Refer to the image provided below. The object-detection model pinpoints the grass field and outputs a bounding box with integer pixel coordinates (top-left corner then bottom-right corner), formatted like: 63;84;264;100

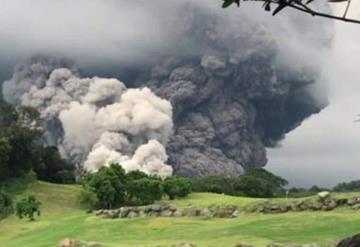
1;180;360;247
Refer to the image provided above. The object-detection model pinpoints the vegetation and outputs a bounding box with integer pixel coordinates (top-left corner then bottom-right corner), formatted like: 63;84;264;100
0;191;13;219
163;176;192;200
333;179;360;192
80;166;192;210
192;168;288;198
221;0;360;25
0;105;75;184
15;195;41;221
1;181;360;247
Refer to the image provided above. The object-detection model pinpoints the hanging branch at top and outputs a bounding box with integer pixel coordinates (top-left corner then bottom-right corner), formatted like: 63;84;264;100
222;0;360;24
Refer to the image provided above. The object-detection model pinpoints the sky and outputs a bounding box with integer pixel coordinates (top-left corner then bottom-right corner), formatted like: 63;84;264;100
267;2;360;188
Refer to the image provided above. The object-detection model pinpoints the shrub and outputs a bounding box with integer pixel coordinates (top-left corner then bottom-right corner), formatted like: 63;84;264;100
15;195;41;221
0;191;13;219
234;168;288;198
192;175;236;195
126;177;163;205
163;176;192;200
79;187;99;212
83;164;127;209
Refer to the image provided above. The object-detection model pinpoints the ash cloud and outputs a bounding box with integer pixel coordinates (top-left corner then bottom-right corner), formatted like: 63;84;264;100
3;57;173;177
0;1;333;177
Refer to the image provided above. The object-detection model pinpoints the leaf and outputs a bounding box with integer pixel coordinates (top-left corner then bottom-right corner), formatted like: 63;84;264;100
265;2;271;11
328;0;349;2
272;0;289;16
222;0;240;8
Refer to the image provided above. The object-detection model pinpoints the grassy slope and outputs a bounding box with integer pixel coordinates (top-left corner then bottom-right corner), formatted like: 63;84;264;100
1;181;360;247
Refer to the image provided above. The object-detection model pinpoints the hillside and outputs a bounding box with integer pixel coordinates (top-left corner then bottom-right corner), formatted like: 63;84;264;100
1;181;360;247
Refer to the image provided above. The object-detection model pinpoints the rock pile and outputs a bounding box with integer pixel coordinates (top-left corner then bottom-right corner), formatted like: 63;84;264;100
57;239;103;247
95;204;239;219
249;197;360;214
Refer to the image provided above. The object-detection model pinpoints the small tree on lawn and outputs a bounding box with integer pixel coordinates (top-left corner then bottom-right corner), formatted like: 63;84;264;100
15;195;41;221
163;176;192;200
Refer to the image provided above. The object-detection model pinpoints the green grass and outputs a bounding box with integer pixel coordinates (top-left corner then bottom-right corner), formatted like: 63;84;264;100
1;180;360;247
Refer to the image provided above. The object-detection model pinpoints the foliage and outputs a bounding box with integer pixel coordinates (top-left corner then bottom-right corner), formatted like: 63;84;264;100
0;191;13;219
234;168;288;197
333;180;360;192
83;164;127;209
193;169;287;198
220;0;360;25
34;146;75;184
15;195;41;221
192;175;236;195
78;187;99;212
126;177;163;205
163;176;192;200
0;105;75;184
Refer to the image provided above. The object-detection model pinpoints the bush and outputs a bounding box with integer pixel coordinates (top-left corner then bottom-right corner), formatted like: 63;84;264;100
0;191;13;219
15;195;41;221
192;169;288;198
126;177;163;205
333;180;360;192
192;175;236;195
83;164;127;209
234;169;288;198
78;187;99;212
163;176;192;200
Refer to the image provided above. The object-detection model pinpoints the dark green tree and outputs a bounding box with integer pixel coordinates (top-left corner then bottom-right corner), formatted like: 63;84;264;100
78;187;99;212
126;177;163;205
15;195;41;221
0;191;13;219
234;168;288;197
84;164;127;209
163;176;192;200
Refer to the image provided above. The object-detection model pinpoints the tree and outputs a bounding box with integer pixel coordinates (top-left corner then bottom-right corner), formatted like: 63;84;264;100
0;191;13;219
15;195;41;221
234;168;288;197
78;187;99;212
222;0;360;25
126;177;163;205
163;176;192;200
192;175;236;195
83;164;127;209
34;146;75;184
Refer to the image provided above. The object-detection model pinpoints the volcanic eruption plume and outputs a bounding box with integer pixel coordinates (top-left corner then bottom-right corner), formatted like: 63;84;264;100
2;58;173;177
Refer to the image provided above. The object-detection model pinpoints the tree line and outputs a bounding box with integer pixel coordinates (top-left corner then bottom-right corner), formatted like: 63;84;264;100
79;164;192;211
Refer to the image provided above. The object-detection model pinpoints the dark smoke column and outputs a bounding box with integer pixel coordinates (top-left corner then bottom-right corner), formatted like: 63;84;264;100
134;3;331;178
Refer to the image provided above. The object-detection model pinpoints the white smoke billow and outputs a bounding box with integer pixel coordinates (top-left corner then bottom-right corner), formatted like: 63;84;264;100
2;58;174;177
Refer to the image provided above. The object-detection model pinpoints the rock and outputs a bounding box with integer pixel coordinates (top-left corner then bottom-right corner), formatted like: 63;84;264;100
161;210;174;217
173;210;183;217
231;210;240;218
172;243;197;247
57;239;103;247
127;211;139;218
119;207;131;218
58;239;77;247
150;204;162;212
352;204;360;210
201;208;213;218
347;198;358;206
94;210;103;216
317;191;331;200
183;208;199;217
336;234;360;247
234;244;253;247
